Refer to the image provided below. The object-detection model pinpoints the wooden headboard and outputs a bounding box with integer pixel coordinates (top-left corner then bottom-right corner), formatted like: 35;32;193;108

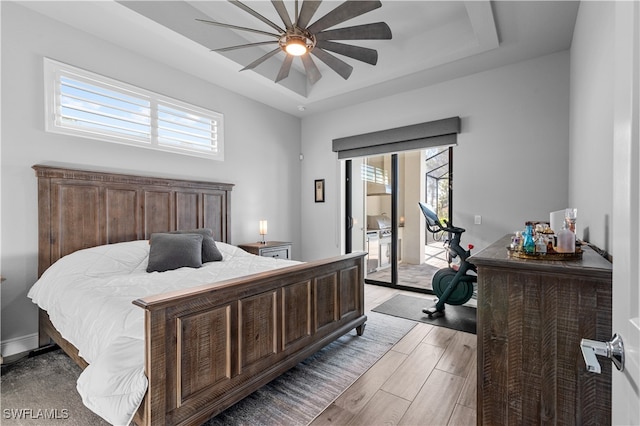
33;164;234;277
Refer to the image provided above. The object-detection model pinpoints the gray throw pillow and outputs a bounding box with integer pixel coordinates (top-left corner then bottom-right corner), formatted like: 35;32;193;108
147;233;203;273
168;228;223;263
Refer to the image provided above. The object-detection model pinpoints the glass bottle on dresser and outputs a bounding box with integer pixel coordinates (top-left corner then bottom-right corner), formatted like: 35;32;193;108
556;222;576;253
522;222;536;254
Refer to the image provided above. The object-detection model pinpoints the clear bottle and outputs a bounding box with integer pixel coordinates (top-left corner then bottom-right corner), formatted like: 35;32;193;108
556;223;575;253
536;235;547;254
511;232;521;250
523;222;535;254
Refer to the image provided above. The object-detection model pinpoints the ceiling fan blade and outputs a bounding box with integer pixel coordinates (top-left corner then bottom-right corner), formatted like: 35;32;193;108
229;0;285;34
271;0;293;29
316;40;378;65
241;48;281;71
275;54;294;82
196;19;280;38
301;54;322;85
315;22;392;41
297;0;322;28
307;1;382;34
311;48;353;80
214;40;279;53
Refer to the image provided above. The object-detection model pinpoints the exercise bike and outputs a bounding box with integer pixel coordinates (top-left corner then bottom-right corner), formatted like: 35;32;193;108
418;202;477;318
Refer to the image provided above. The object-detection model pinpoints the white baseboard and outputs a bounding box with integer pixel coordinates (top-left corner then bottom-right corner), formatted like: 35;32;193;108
1;333;39;358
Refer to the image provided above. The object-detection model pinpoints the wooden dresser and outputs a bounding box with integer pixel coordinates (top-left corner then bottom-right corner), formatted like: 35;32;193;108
469;235;612;425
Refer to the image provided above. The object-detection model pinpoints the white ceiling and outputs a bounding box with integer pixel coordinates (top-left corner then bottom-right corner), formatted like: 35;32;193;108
20;1;579;117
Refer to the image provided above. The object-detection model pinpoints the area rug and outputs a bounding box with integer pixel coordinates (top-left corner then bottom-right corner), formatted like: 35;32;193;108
372;294;477;334
1;349;108;425
1;311;415;426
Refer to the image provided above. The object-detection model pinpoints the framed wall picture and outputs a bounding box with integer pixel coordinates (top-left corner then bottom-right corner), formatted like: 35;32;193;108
314;179;325;203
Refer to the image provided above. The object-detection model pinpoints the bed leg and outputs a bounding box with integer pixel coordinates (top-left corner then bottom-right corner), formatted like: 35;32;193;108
356;323;366;336
38;310;53;347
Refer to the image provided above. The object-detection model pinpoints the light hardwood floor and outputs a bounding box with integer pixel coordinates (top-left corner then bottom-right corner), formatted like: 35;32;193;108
309;284;477;426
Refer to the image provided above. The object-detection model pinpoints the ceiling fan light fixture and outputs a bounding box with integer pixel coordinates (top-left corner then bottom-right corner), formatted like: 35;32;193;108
285;38;308;56
279;29;316;57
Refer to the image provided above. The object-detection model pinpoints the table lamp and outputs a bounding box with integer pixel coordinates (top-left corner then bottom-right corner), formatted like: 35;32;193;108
259;220;268;244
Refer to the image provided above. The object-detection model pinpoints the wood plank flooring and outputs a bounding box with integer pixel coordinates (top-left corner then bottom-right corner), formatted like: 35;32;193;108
310;284;477;426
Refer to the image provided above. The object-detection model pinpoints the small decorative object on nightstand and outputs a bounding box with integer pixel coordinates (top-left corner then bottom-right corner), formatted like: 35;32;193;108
259;220;268;244
238;241;292;260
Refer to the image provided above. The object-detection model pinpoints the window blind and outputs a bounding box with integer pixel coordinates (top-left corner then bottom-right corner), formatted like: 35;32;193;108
45;58;224;160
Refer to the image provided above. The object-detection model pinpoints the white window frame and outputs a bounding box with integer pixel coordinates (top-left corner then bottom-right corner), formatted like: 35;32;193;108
43;58;224;161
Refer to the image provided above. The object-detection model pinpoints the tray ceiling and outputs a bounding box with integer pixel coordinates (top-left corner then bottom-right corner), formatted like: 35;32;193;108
20;1;579;117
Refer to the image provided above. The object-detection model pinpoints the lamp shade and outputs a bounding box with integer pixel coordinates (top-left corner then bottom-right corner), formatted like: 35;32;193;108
259;220;268;236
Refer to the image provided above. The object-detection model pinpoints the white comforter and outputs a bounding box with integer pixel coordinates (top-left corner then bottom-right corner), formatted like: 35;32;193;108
27;240;300;425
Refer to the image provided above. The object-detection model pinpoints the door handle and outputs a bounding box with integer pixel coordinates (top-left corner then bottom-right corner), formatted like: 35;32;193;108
580;333;625;374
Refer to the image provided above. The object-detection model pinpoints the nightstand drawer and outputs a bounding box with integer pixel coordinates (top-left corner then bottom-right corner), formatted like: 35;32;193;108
238;241;292;260
261;247;290;259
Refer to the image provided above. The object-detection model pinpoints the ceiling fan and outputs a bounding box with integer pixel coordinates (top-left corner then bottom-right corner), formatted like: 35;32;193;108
197;0;392;85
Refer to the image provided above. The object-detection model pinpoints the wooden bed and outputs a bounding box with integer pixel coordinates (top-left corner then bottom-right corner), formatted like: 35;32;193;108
33;164;367;426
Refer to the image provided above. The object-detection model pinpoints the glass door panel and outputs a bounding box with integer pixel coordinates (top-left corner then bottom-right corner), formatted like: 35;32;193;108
346;158;369;269
396;150;433;291
362;154;393;284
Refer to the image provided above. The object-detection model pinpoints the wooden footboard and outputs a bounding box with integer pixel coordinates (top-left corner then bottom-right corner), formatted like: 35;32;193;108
132;252;366;426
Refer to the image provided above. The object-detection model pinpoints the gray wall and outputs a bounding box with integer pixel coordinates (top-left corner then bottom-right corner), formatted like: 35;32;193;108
300;51;571;260
569;1;614;255
0;3;302;356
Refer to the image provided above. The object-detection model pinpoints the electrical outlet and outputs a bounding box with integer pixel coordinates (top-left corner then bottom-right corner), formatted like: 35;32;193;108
474;215;482;225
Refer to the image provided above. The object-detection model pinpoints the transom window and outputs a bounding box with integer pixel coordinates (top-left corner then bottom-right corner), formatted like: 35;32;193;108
44;58;224;160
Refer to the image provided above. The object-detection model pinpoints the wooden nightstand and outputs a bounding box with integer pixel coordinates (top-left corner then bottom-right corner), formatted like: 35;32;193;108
238;241;292;259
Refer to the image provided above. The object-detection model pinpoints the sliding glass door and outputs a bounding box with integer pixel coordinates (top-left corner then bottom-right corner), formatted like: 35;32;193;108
345;148;453;293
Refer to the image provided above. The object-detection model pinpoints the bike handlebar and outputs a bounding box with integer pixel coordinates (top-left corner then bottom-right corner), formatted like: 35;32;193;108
441;225;466;234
